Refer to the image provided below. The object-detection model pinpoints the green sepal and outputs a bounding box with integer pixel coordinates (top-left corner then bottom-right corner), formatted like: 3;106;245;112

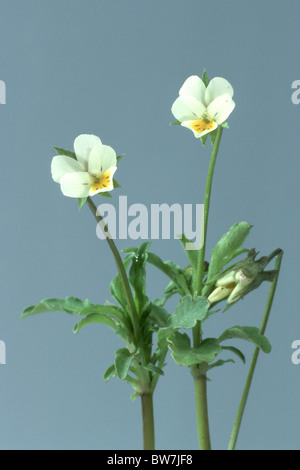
52;146;76;159
170;120;181;126
202;69;210;87
117;154;125;163
78;197;87;210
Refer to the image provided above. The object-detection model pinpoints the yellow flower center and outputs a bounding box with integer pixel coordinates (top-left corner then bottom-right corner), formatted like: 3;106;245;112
91;170;111;192
190;119;215;133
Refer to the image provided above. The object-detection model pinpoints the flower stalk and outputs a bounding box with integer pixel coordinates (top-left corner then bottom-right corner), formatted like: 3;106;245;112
191;125;223;450
86;197;141;343
227;249;283;450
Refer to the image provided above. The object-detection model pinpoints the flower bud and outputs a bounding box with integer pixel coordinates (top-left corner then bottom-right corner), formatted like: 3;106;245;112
207;248;281;308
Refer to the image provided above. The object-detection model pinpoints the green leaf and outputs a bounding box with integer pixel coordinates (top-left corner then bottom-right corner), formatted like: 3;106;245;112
218;326;271;353
207;358;235;370
177;234;198;270
221;345;246;363
53;146;76;159
114;348;133;379
149;302;170;328
110;253;135;310
146;252;190;295
168;332;222;366
168;295;210;329
103;364;116;382
206;222;252;285
73;312;117;334
128;242;152;314
21;296;92;319
144;362;164;376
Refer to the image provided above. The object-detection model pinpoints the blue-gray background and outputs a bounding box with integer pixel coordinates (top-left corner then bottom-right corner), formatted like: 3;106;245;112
0;0;299;450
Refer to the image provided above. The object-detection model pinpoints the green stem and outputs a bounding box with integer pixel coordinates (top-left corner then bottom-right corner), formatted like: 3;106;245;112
191;126;224;451
140;392;155;450
227;250;283;450
193;126;223;347
194;373;211;450
86;197;141;342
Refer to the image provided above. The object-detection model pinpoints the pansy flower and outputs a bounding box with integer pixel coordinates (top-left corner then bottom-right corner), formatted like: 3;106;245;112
171;75;235;138
51;134;117;198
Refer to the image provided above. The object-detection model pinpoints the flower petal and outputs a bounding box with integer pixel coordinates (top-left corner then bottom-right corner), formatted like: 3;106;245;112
59;172;92;198
181;119;217;138
207;94;235;125
179;75;206;103
51;155;85;183
89;166;117;196
88;144;117;175
205;77;234;105
171;95;206;122
74;134;102;168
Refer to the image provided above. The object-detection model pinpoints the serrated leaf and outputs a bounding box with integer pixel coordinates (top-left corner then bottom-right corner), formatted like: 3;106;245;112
218;326;271;353
168;295;210;329
73;312;117;334
206;222;252;285
168;332;222;366
21;296;92;319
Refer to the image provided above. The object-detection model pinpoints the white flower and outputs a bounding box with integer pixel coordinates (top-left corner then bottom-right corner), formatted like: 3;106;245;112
171;75;235;138
51;134;117;198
